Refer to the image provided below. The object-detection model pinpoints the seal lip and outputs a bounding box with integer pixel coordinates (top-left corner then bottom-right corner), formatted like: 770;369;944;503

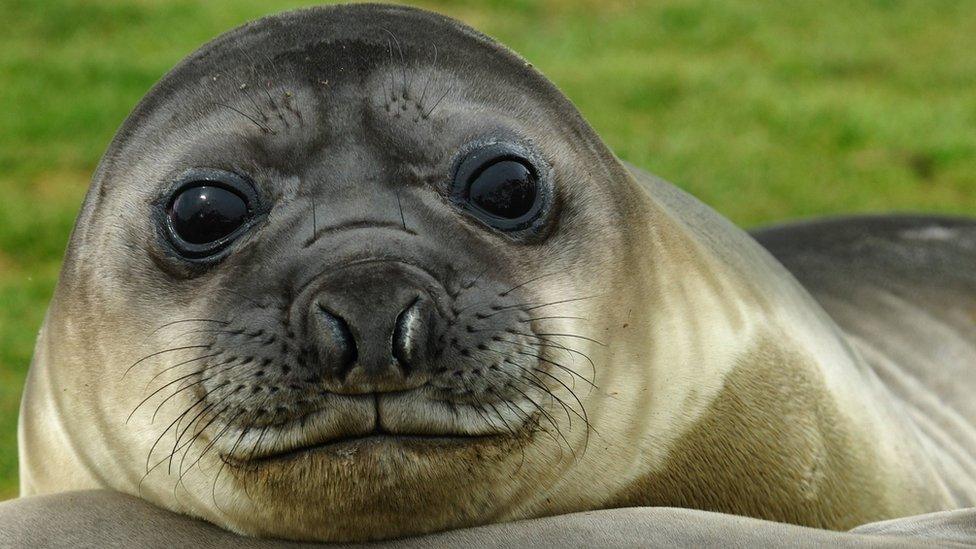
223;432;502;468
449;138;555;239
154;167;267;262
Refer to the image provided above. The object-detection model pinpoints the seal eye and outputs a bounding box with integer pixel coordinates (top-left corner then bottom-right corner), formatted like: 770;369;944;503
452;143;548;232
169;185;248;244
468;160;537;220
161;169;258;259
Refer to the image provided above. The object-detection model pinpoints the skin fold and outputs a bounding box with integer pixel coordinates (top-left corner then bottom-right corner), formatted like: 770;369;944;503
17;4;975;542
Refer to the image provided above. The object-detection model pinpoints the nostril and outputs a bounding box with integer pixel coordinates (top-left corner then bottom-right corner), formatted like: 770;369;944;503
314;304;357;375
392;296;423;373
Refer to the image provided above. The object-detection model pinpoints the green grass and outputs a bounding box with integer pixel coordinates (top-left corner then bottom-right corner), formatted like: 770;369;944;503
1;0;974;498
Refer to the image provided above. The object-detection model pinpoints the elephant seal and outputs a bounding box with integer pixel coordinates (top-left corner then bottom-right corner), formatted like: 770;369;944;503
18;3;976;542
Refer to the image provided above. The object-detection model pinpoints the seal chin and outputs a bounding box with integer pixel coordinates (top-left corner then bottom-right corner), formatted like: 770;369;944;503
217;387;531;465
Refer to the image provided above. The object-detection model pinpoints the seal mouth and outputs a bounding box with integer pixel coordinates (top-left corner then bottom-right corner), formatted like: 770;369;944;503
216;388;531;464
230;432;499;466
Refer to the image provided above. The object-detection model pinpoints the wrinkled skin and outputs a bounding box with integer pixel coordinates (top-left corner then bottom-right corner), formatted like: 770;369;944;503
18;4;968;543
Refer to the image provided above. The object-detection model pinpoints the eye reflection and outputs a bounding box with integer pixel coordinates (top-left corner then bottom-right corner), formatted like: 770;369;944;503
452;143;548;233
168;184;250;245
468;159;538;220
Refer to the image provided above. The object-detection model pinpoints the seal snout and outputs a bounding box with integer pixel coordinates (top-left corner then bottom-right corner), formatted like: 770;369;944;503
310;305;358;375
303;262;441;393
391;296;428;374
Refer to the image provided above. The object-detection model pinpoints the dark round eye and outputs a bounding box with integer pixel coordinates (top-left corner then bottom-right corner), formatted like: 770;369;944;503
468;160;537;220
169;185;248;244
452;143;548;232
161;169;258;259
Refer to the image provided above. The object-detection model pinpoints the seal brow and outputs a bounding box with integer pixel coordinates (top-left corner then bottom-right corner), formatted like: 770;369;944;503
302;220;417;248
213;102;276;134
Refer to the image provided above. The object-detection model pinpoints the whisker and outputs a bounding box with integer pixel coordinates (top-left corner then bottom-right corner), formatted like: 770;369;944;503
168;327;239;341
395;189;408;232
176;408;243;506
235;43;278;108
490;395;529;470
381;27;410;95
534;332;606;347
311;200;317;240
511;376;576;461
148;318;228;336
246;424;272;463
493;336;597;384
170;387;238;474
469;403;497;433
384;35;396;99
506;359;575;425
478;294;603;319
178;405;239;482
214;102;275;134
422;87;451;118
173;405;230;505
128;357;242;423
418;42;437;106
217;287;270;310
207;423;252;507
236;82;270;126
522;295;603;312
145;390;216;473
494;370;563;443
463;267;491;290
510;349;597;389
167;399;221;471
141;390;231;491
486;400;518;438
499;271;563;297
496;351;596;457
148;356;248;423
519;315;588;323
532;366;595;444
143;353;221;391
123;345;210;379
149;373;216;423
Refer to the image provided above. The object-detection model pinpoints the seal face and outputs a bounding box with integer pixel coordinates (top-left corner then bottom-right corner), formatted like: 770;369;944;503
19;3;971;543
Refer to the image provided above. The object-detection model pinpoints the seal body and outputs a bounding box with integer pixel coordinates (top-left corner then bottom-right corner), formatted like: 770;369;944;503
754;215;976;508
18;4;975;542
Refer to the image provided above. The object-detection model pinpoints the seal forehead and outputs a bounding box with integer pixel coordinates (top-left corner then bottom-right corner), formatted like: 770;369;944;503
119;4;573;140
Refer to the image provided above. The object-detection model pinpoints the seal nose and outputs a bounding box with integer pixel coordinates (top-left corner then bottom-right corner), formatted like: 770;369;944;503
303;263;439;392
309;304;358;374
392;297;430;373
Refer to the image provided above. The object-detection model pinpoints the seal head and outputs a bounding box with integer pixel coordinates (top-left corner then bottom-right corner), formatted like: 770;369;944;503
21;4;632;541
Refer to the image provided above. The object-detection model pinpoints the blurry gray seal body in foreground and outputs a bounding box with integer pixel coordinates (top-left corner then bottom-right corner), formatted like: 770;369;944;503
17;3;976;542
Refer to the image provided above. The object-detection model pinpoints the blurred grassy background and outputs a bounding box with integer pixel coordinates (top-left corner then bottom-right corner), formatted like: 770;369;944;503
1;0;974;498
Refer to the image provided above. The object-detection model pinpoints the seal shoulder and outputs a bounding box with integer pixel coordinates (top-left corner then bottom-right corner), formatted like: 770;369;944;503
607;334;902;529
752;215;976;506
750;214;976;385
